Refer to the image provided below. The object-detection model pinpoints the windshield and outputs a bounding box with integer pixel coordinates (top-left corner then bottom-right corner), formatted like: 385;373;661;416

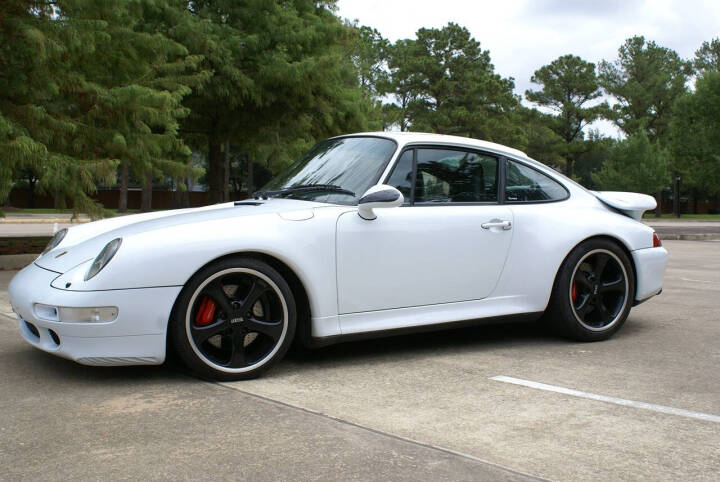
259;136;397;205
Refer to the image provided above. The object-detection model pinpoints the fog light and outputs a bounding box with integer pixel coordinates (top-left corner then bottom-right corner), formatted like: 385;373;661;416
59;306;119;323
33;304;119;323
34;304;59;321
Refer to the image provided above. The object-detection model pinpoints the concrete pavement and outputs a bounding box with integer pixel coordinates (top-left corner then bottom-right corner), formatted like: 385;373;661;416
0;240;719;480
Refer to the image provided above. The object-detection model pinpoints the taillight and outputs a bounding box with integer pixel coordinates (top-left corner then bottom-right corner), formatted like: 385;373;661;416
652;232;662;247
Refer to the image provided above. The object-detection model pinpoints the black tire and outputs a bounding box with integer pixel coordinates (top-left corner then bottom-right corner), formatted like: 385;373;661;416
544;238;635;342
170;257;296;381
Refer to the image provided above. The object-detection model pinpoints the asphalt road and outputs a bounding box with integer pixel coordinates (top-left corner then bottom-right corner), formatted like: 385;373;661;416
1;240;719;480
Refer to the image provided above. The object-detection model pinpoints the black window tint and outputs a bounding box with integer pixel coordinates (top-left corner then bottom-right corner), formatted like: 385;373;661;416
386;150;413;202
415;149;497;203
505;160;568;202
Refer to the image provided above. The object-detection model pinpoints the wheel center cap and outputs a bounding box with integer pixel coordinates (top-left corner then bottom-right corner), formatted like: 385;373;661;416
231;317;244;324
593;284;599;295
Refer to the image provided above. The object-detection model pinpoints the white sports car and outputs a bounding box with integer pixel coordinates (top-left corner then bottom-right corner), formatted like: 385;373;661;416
8;132;668;380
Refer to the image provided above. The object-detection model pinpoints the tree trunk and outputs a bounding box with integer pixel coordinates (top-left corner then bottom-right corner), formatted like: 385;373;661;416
224;140;230;202
118;161;129;213
655;190;662;218
692;188;698;214
565;158;573;178
141;168;152;212
207;138;224;204
54;187;66;209
27;176;36;209
183;177;190;208
247;158;254;197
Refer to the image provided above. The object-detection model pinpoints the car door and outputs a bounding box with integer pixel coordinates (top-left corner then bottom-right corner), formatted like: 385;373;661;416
335;147;513;315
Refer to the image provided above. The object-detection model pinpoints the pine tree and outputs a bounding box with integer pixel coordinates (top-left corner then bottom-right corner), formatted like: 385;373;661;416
179;0;377;202
0;0;207;215
525;55;606;177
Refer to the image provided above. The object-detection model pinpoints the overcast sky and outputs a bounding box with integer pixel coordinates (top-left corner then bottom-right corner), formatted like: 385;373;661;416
336;0;720;137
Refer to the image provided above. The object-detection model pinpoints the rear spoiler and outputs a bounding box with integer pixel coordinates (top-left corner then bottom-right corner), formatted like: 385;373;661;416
590;191;657;221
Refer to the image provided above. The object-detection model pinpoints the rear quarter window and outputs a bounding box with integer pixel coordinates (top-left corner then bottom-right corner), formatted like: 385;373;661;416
505;160;568;203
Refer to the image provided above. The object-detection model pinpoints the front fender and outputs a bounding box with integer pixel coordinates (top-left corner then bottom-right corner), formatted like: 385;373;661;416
50;208;347;320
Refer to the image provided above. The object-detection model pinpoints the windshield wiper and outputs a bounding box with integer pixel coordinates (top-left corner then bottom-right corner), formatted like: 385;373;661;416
253;184;355;200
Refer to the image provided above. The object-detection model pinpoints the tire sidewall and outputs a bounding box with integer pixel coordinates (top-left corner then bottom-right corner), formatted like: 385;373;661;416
170;257;296;381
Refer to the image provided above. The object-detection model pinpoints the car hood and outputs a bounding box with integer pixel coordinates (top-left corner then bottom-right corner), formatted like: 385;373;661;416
35;198;327;273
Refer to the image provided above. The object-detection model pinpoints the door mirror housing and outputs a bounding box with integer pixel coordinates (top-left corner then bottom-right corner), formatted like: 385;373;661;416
357;185;404;220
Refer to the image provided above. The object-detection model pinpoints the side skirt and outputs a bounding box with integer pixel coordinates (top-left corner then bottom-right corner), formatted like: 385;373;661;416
306;312;544;349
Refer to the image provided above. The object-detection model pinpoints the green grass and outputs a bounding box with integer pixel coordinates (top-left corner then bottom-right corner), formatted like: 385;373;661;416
643;213;720;220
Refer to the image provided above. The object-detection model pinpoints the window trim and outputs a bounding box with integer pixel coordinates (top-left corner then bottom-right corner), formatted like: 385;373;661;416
382;145;502;206
502;157;570;204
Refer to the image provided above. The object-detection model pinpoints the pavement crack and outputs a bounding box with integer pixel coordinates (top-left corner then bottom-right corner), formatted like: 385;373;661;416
208;378;548;482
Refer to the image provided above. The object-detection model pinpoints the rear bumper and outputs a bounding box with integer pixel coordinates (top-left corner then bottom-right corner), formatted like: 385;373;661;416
8;263;182;366
632;247;668;301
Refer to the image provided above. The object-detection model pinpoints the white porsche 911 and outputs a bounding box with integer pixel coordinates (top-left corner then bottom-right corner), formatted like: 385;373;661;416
8;132;668;380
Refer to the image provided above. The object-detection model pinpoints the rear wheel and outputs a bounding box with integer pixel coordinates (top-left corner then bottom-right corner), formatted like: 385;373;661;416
545;239;635;341
170;257;296;380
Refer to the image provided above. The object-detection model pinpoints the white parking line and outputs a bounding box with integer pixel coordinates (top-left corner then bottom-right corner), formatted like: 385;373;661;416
679;277;720;285
490;376;720;424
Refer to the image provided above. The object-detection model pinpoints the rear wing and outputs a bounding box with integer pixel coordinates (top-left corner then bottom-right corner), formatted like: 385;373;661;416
590;191;657;221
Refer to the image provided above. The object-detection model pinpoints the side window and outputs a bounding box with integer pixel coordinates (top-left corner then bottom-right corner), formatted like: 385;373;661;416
505;160;568;202
415;149;497;203
386;150;413;202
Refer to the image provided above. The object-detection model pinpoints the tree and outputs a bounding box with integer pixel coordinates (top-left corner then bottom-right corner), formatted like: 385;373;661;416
387;23;521;145
346;24;390;99
599;36;690;143
592;130;669;195
670;72;720;198
525;55;606;177
385;39;423;131
694;38;720;75
179;0;377;203
0;0;206;215
0;0;116;215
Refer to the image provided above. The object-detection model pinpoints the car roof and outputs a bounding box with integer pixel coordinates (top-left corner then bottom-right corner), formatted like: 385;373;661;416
340;131;528;160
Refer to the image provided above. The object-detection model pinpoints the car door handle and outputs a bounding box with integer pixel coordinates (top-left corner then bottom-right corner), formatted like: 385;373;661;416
481;220;512;230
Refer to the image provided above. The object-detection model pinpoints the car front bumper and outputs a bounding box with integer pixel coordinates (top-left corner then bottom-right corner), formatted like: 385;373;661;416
632;246;668;302
8;262;182;366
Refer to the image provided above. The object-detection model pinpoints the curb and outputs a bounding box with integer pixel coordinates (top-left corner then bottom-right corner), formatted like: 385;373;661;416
0;254;37;270
0;218;91;224
657;233;720;241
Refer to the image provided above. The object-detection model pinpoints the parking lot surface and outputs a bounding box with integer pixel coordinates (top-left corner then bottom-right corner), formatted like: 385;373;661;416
1;240;719;480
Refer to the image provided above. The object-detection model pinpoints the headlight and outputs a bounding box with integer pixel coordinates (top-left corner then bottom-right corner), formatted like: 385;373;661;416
42;228;68;254
85;238;122;281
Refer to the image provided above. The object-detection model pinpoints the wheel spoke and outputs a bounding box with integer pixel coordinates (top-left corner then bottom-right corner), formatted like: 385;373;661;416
597;301;612;321
245;316;283;341
575;273;593;290
228;329;247;367
600;277;625;293
240;280;269;311
594;253;610;279
190;319;227;345
575;298;592;320
204;280;235;317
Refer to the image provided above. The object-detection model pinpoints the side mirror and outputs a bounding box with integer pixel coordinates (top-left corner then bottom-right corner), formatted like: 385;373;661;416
357;185;404;220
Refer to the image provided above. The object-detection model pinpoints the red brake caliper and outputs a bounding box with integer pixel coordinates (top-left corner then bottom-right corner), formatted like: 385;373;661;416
571;282;578;303
195;296;216;326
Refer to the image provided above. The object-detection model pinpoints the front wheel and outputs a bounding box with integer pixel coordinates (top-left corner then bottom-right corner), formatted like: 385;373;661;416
170;257;296;380
545;239;635;341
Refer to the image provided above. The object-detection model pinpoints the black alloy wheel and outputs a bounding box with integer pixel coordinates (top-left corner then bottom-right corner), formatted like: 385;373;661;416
171;257;296;380
569;249;629;331
545;239;635;341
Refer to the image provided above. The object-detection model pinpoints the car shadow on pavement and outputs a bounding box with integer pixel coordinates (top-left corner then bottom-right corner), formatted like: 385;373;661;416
289;320;557;363
285;315;652;369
